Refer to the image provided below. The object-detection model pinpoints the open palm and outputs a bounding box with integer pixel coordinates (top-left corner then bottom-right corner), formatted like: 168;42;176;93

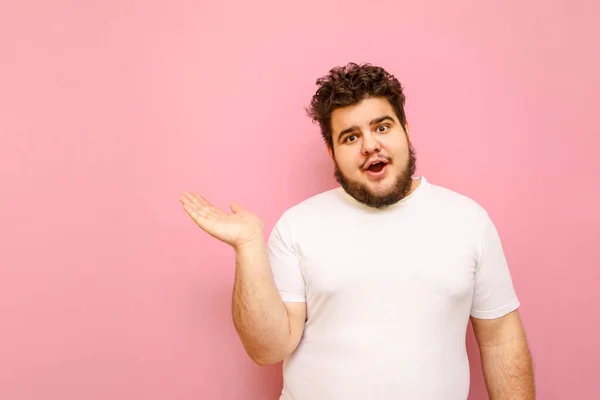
179;192;263;248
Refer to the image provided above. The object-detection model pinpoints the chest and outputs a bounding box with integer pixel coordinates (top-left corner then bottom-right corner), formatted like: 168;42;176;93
296;216;478;304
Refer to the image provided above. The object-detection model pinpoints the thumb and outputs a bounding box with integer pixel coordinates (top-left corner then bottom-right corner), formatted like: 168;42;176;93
230;202;246;214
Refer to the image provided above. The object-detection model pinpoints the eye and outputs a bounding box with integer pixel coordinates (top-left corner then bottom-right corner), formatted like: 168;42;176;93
377;125;389;133
345;134;358;143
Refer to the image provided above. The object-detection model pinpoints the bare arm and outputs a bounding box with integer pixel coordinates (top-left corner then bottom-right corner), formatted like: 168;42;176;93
232;237;306;365
471;310;535;399
179;192;305;365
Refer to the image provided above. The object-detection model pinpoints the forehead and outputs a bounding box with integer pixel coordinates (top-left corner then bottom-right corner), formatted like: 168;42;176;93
330;97;397;133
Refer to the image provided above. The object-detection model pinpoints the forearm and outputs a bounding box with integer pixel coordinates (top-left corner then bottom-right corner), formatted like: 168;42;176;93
480;338;535;399
231;237;292;365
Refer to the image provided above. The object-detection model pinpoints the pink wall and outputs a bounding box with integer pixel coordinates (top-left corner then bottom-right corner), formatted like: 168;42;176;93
1;1;598;399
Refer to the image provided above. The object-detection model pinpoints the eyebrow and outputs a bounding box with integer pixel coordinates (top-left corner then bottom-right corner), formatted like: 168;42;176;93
337;115;396;142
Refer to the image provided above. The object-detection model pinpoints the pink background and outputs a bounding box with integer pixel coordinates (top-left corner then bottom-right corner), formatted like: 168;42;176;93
1;1;598;399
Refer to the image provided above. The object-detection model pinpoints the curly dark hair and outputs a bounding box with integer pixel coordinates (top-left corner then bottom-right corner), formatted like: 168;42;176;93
306;62;408;153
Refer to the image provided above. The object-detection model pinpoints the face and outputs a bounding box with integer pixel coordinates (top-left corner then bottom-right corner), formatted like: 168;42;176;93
329;97;417;208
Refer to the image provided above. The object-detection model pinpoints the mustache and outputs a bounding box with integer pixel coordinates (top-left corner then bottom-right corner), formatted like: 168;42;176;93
361;155;391;169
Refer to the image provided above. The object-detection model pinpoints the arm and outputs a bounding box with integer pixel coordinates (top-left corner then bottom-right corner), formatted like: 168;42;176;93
471;310;535;399
178;192;305;366
232;238;306;365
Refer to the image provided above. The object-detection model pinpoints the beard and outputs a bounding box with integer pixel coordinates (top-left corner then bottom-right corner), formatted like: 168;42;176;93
334;141;417;209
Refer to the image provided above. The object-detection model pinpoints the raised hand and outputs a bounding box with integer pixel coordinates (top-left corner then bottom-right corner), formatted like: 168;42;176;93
179;192;264;249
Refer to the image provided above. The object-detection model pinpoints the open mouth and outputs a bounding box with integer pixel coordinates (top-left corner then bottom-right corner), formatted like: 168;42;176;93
367;162;386;173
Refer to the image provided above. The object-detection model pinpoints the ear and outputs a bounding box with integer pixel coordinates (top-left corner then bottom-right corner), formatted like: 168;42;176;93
405;121;411;138
327;145;334;160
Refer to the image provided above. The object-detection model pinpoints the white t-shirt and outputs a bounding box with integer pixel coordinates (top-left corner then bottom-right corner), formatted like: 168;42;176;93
267;176;520;400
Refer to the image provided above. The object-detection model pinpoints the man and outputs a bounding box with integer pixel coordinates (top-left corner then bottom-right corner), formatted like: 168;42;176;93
179;63;535;399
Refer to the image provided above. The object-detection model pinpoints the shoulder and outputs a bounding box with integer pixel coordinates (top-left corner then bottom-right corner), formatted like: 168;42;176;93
279;187;341;220
422;179;489;221
269;187;341;235
416;178;494;243
418;179;499;254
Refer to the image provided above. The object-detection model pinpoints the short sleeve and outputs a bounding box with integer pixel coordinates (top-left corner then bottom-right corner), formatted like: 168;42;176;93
470;212;520;319
267;215;306;303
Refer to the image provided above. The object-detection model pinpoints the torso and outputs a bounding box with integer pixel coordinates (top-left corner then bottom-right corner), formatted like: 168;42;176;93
277;177;489;399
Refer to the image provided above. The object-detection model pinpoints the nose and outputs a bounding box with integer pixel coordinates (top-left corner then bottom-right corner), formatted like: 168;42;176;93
361;132;381;155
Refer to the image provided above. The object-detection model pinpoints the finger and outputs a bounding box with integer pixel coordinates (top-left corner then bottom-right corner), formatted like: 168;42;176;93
183;193;214;211
182;203;199;221
180;193;228;221
179;191;190;204
207;206;227;219
182;203;214;230
179;192;201;207
180;194;210;216
186;195;226;220
230;202;246;214
192;194;210;207
190;194;230;217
